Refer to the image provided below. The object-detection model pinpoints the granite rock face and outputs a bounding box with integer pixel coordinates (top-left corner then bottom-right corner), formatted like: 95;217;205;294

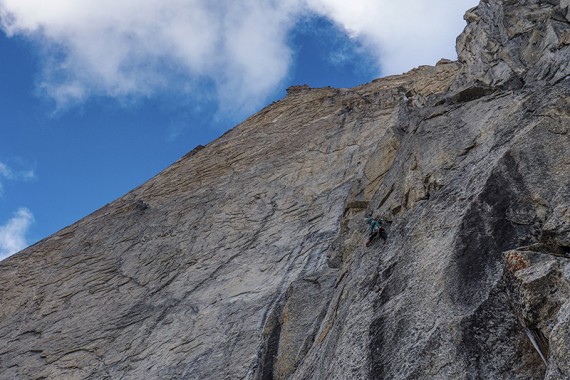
1;1;570;379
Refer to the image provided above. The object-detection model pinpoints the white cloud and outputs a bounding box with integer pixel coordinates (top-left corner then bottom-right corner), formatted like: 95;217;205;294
0;207;34;260
0;162;12;179
0;0;305;115
20;170;35;180
0;0;477;115
306;0;479;75
0;161;35;196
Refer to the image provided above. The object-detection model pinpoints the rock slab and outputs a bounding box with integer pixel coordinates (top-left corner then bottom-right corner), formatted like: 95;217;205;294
1;1;570;379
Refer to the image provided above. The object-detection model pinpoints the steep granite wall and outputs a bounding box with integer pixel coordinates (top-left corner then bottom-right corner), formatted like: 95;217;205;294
1;1;570;379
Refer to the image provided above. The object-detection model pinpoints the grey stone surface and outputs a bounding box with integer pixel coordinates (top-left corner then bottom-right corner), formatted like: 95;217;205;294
1;1;570;379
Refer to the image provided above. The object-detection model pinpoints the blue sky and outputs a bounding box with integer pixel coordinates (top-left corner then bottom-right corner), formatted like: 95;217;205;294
0;0;477;259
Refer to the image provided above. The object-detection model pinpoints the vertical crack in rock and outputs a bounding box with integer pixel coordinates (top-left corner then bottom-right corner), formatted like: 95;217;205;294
253;271;337;380
255;295;285;380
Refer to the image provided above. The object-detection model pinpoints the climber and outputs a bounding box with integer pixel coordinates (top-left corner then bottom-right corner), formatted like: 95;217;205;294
365;217;387;247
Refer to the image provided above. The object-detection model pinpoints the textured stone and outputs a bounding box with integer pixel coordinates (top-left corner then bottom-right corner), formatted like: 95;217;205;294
1;1;570;379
